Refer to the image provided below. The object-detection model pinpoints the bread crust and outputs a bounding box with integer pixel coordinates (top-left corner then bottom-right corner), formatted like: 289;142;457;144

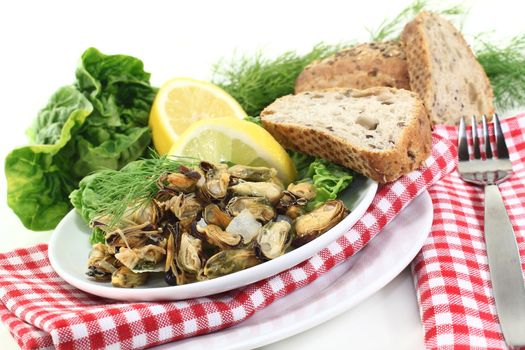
261;87;432;183
401;12;494;125
295;41;410;93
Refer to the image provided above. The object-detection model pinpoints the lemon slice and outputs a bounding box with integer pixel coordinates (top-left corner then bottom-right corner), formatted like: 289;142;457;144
149;78;247;154
169;117;297;184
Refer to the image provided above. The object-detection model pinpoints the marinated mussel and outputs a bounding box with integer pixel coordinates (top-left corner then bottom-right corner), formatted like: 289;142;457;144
86;243;119;281
229;182;283;204
203;249;261;279
255;221;292;260
227;164;277;182
292;200;348;247
112;266;148;288
226;196;275;222
86;160;351;288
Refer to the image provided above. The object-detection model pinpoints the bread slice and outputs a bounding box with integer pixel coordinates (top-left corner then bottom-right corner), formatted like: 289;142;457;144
260;87;431;183
295;41;410;94
401;12;494;125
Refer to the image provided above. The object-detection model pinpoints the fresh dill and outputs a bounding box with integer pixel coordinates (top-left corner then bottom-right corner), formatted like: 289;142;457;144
476;34;525;111
367;0;467;41
72;155;197;228
212;43;348;117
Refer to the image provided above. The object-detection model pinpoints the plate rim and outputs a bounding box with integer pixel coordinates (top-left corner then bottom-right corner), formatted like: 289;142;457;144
48;178;378;301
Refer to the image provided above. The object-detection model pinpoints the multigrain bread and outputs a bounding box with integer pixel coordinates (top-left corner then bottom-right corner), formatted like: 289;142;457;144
401;12;494;125
260;87;432;183
295;41;410;93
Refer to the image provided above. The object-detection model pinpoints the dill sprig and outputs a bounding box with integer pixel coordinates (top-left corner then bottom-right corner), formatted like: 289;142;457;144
78;155;197;227
367;0;467;42
212;43;348;116
476;34;525;111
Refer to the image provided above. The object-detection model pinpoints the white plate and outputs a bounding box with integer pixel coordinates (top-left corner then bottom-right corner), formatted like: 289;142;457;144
48;176;377;301
156;190;433;350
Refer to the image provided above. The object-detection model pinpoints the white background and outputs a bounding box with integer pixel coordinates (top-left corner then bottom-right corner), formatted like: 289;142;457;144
0;0;522;349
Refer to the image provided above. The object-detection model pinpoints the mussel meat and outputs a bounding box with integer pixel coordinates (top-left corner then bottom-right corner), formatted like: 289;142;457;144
86;243;119;281
197;224;242;249
105;224;165;255
200;162;230;200
112;266;148;288
226;196;275;223
203;204;232;230
287;182;317;201
167;193;202;227
203;249;260;279
177;232;204;274
292;200;348;247
255;221;292;260
227;165;277;182
166;172;200;193
285;204;306;219
115;244;166;272
229;182;283;205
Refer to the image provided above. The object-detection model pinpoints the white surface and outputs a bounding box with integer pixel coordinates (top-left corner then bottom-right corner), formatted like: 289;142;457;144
0;0;522;349
157;191;433;350
48;178;377;301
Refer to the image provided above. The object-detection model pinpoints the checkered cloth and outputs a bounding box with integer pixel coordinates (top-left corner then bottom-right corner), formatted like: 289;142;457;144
413;113;525;349
0;135;455;350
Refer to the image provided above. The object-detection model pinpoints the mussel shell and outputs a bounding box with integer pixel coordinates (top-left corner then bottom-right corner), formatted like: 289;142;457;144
203;249;260;279
254;221;292;260
292;200;348;247
226;196;276;222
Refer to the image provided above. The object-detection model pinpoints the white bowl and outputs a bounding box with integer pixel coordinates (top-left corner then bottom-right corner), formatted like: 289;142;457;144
48;176;377;301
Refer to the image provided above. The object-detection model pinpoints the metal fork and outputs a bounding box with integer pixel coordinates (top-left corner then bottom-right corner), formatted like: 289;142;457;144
458;114;525;347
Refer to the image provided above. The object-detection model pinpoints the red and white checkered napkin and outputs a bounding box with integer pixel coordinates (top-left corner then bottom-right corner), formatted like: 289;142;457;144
413;113;525;349
0;136;455;350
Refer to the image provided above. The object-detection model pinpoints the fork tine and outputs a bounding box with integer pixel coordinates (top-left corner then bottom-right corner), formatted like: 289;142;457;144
471;115;481;159
458;116;469;161
482;114;493;159
494;114;510;160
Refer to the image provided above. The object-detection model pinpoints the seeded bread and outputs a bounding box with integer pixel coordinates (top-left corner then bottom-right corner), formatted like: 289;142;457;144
295;41;410;94
260;87;431;183
401;12;494;125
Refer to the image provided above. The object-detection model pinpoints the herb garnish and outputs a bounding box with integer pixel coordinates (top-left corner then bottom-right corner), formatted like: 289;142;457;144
477;34;525;110
212;43;347;117
70;155;197;229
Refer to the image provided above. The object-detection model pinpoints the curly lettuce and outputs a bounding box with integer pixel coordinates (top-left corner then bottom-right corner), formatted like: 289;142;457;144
304;158;354;209
5;48;156;230
288;151;354;209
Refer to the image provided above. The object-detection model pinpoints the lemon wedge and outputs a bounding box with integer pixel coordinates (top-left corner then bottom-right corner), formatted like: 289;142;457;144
149;78;247;154
169;118;297;184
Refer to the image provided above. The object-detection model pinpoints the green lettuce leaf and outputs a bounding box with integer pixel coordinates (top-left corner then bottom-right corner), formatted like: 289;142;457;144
6;48;156;230
6;87;93;229
302;158;354;210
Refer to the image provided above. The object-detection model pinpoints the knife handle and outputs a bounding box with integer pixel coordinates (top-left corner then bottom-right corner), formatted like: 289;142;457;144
484;184;525;347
